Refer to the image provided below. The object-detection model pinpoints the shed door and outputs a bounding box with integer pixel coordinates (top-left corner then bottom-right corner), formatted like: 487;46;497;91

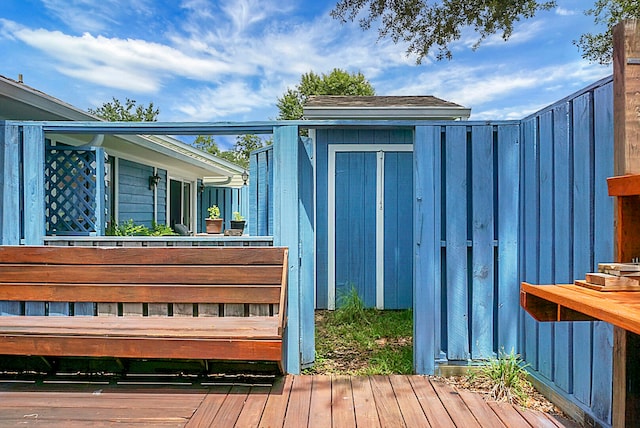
328;144;413;309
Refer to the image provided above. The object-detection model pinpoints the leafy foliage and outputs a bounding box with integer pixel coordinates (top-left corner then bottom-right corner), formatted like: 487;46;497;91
574;0;640;64
193;134;268;169
331;0;556;63
106;219;177;236
277;68;375;120
88;97;159;121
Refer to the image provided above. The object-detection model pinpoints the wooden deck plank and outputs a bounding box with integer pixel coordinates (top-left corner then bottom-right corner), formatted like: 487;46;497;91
332;375;356;428
185;385;232;428
388;375;431;427
370;375;406;427
457;389;507;428
259;375;293;428
488;401;532;427
283;375;312;428
407;376;456;428
350;376;381;427
208;385;250;427
0;376;572;428
430;379;482;427
516;405;560;428
234;385;271;428
308;375;332;428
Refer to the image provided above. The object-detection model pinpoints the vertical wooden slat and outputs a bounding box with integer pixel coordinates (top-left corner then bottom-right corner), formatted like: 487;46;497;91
0;124;21;316
173;303;194;317
572;92;595;406
553;102;573;394
591;82;615;425
522;117;539;369
223;304;244;317
471;125;494;359
538;112;554;380
445;125;469;361
98;303;118;316
497;124;520;353
413;125;440;374
299;136;316;366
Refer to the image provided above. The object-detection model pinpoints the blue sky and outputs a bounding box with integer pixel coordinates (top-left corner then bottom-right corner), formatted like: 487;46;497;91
0;0;612;128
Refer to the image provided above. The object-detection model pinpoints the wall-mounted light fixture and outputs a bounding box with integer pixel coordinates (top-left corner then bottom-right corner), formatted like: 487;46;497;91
149;174;161;190
241;170;249;186
198;183;206;193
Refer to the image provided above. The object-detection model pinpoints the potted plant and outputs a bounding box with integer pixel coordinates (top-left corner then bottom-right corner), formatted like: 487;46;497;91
230;211;246;233
205;205;223;234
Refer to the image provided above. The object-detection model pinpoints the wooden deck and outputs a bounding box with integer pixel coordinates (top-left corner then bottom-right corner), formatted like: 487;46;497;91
0;375;572;427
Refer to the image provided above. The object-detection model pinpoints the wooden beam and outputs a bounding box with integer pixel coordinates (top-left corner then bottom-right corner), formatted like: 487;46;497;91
614;19;640;176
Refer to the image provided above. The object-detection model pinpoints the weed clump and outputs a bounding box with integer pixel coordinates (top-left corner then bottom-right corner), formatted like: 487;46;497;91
469;348;531;406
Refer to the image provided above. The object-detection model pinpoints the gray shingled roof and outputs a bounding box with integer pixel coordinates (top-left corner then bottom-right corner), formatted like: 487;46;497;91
304;95;464;108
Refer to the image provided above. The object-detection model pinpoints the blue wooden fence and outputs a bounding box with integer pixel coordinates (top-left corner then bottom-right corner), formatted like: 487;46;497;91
197;185;248;234
248;146;274;236
519;76;614;425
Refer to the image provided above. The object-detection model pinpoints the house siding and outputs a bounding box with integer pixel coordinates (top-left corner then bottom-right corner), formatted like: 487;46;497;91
117;159;155;227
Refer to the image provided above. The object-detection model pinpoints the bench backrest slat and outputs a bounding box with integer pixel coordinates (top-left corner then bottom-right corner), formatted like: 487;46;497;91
0;246;288;309
0;246;285;265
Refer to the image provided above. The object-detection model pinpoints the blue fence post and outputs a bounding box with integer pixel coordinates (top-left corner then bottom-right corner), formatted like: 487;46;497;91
273;125;302;374
414;125;439;374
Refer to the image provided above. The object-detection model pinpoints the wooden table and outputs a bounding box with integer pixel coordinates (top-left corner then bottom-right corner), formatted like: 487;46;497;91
521;282;640;427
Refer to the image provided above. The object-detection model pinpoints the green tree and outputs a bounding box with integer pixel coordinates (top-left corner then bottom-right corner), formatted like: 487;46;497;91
277;68;375;120
88;97;159;121
193;135;221;156
574;0;640;64
331;0;556;63
193;134;268;169
331;1;640;65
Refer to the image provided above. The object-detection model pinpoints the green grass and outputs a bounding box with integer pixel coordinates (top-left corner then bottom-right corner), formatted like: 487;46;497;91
306;287;413;375
468;348;532;405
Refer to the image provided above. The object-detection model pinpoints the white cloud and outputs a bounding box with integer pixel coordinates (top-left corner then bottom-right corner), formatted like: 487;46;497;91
556;7;577;17
41;0;152;33
173;81;276;121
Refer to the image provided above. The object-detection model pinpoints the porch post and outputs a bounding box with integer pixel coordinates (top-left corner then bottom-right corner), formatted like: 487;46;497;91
414;125;439;374
95;148;106;236
0;122;20;245
274;125;302;374
0;122;21;315
22;125;45;245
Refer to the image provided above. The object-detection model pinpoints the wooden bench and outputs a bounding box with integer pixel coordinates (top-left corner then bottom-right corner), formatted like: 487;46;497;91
0;245;288;373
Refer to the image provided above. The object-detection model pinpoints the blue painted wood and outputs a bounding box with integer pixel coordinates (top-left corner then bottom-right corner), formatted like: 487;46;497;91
445;125;469;360
590;82;614;425
23;125;46;315
299;136;315;367
471;125;494;359
552;101;573;394
249;152;258;236
273;125;301;374
0;123;21;315
572;92;595;406
315;130;330;309
413;125;439;374
95;148;106;235
268;147;274;235
118;159;155;227
522;117;539;370
335;151;377;307
537;112;554;380
383;151;413;309
497;124;520;354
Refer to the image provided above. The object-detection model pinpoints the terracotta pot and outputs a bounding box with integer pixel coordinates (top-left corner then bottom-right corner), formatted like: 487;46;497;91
206;218;223;234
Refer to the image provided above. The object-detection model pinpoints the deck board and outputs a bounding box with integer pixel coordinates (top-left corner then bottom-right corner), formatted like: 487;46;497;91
0;375;573;427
